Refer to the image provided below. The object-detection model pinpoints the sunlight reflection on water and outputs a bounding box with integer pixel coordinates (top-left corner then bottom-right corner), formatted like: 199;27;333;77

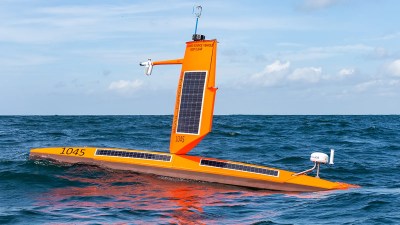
33;165;334;224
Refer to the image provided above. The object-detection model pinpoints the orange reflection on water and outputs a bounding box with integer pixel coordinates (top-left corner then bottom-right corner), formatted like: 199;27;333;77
35;166;330;224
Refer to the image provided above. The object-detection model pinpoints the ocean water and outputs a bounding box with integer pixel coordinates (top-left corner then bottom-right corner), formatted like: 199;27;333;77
0;115;399;224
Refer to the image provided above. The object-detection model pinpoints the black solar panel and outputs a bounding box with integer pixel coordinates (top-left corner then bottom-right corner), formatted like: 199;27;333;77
200;159;279;177
176;71;207;134
96;149;172;162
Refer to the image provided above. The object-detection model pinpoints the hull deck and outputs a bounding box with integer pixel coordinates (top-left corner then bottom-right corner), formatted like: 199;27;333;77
30;147;352;192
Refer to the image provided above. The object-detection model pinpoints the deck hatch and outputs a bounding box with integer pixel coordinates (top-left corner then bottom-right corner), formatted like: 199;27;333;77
200;159;279;177
96;149;172;162
176;71;207;134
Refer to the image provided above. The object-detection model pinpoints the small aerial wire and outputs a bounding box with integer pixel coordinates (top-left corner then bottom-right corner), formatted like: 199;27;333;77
193;5;202;35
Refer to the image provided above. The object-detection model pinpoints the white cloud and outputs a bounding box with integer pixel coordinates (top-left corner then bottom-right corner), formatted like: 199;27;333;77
389;80;400;86
301;0;341;11
250;61;328;86
203;17;311;31
386;59;400;77
108;79;144;93
338;68;355;77
0;54;57;67
276;42;304;48
0;2;191;44
288;67;322;83
354;79;400;93
250;60;290;86
373;32;400;41
372;47;391;59
280;44;375;62
264;60;291;74
308;44;374;53
355;80;382;92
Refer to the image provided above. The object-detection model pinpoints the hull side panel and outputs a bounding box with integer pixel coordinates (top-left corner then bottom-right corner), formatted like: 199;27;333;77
29;147;349;192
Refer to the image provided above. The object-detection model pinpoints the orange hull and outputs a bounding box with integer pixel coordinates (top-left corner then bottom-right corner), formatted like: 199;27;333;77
30;147;355;192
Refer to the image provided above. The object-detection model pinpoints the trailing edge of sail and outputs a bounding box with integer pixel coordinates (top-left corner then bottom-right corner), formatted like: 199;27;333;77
170;39;218;155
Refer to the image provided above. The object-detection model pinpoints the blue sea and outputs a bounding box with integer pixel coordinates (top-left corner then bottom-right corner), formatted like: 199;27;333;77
0;115;399;224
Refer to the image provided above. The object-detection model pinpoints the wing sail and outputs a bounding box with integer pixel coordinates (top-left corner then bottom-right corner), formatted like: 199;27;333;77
170;40;217;155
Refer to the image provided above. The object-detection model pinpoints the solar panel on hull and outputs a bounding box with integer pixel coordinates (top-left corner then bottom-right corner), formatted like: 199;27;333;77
200;159;279;177
176;71;207;134
96;149;172;162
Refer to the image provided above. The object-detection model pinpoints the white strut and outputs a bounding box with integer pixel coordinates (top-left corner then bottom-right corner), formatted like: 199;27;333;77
139;59;153;76
293;152;331;178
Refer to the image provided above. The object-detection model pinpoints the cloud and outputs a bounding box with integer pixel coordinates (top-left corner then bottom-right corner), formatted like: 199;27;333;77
354;79;400;94
308;44;374;53
203;16;311;31
250;60;328;86
338;68;355;77
288;67;322;83
0;2;191;44
345;60;400;96
108;79;144;94
250;60;290;86
0;54;57;67
0;1;320;46
280;44;375;62
300;0;341;11
263;60;291;74
355;80;382;92
276;42;304;48
370;47;391;59
373;32;400;41
386;59;400;77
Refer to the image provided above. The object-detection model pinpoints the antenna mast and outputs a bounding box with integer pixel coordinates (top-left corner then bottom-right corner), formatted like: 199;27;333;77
192;5;205;41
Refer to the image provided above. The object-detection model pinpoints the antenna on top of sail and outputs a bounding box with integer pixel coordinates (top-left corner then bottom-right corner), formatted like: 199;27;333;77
192;5;205;41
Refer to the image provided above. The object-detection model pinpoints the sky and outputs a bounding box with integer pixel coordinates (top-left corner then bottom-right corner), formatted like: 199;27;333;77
1;0;400;115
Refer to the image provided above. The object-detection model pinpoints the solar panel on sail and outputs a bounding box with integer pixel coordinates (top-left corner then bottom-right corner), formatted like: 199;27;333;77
176;71;207;134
